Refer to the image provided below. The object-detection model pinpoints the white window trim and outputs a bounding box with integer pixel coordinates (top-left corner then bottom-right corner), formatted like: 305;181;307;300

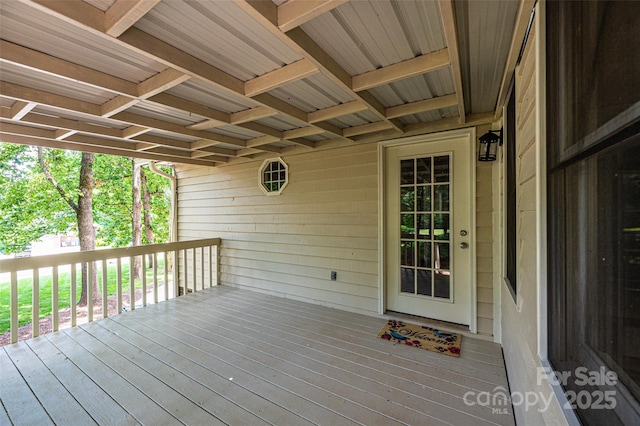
258;157;288;196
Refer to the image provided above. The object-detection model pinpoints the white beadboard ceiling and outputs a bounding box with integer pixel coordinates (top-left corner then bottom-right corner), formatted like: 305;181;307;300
0;0;526;167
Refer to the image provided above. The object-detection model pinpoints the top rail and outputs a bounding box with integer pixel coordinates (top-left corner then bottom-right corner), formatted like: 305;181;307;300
1;238;221;345
0;238;220;272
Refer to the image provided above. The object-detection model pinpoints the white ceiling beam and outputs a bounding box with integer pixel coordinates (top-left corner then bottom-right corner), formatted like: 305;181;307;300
0;109;122;139
343;121;394;138
55;129;77;140
1;131;219;166
352;49;450;92
138;68;190;97
283;127;323;139
438;0;466;123
230;106;278;125
187;119;227;131
244;59;318;97
1;81;101;116
122;125;150;139
385;94;458;119
0;40;137;97
277;0;350;32
8;101;38;120
105;0;161;37
307;101;367;123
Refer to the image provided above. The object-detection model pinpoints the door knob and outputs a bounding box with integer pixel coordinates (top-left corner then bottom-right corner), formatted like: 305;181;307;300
459;242;469;249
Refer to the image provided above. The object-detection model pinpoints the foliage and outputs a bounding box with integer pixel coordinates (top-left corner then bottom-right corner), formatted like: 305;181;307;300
0;143;171;254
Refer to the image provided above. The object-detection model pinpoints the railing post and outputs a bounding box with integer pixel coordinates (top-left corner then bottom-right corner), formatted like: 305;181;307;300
164;251;169;301
153;252;158;303
87;261;93;322
142;255;147;307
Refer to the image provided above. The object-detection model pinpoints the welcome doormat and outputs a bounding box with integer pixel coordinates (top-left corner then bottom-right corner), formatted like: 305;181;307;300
377;320;462;357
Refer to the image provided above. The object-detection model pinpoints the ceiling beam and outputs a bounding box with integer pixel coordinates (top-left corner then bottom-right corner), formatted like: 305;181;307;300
230;106;278;125
343;121;394;138
105;0;161;37
352;49;450;92
277;0;350;32
1;81;101;116
438;0;466;123
385;94;458;119
9;101;37;120
244;59;318;97
0;40;137;97
283;127;323;139
307;101;367;123
234;0;398;132
0;131;218;166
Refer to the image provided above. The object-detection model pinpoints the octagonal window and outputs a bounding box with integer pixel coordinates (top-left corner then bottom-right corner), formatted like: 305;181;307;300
259;157;288;195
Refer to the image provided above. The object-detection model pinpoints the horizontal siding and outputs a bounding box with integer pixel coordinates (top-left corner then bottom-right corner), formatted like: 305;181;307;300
177;144;380;314
177;138;496;331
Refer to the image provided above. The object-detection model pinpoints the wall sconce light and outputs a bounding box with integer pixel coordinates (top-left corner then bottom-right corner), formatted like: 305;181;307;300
478;128;503;162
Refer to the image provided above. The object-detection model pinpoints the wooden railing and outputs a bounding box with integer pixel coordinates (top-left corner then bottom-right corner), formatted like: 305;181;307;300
0;239;220;344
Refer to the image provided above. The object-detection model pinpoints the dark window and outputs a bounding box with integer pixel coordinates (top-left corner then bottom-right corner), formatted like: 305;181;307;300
547;1;640;424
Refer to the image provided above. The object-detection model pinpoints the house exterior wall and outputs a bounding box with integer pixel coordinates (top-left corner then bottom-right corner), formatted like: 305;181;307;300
177;144;380;315
176;135;495;335
499;12;568;424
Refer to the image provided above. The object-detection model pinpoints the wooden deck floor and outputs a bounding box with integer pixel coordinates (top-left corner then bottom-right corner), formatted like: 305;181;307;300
1;286;515;425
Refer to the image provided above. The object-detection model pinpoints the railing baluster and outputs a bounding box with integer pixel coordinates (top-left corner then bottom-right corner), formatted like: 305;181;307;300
52;266;59;332
209;245;213;288
32;269;39;338
10;270;18;344
192;247;197;292
201;247;205;290
153;253;158;304
116;258;122;314
129;256;134;311
142;255;147;307
1;239;220;342
102;259;108;318
87;261;93;323
71;263;77;327
164;251;169;301
173;250;178;298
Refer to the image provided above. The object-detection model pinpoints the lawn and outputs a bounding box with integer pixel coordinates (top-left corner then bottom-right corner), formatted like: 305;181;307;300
0;258;168;334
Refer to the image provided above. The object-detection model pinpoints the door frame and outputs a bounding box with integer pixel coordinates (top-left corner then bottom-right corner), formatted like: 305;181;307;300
377;128;477;333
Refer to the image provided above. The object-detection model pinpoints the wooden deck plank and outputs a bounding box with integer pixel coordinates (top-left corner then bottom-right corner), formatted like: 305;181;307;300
2;341;96;425
47;330;184;424
120;308;400;425
24;337;138;426
220;286;508;370
62;326;225;425
2;286;515;426
109;314;360;425
89;319;301;425
189;287;509;385
0;349;53;426
171;291;512;425
153;308;448;426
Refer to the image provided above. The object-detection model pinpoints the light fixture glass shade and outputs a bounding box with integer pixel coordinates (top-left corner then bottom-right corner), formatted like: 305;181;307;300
478;131;501;161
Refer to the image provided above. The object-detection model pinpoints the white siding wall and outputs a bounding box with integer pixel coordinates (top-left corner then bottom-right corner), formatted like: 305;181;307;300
500;15;566;424
177;133;497;330
177;144;380;315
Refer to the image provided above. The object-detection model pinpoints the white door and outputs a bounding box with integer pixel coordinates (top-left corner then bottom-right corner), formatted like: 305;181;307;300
384;133;474;326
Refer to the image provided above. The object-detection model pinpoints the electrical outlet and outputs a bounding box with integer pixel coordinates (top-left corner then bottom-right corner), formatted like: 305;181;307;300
330;271;337;281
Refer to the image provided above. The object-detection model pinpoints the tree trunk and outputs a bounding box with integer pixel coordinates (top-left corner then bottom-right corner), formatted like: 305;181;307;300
141;168;155;267
132;160;143;279
77;153;98;306
37;148;97;306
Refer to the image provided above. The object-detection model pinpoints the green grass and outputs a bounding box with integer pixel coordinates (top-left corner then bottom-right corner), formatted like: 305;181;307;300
0;258;167;334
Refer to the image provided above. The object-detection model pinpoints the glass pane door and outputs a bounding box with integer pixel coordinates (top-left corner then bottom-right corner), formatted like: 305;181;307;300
399;155;451;300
